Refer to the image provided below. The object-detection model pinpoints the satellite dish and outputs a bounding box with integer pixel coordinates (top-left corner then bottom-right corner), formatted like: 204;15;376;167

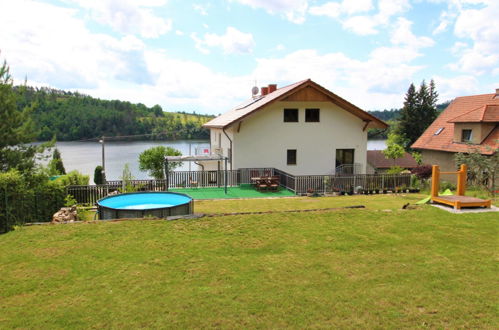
251;86;259;96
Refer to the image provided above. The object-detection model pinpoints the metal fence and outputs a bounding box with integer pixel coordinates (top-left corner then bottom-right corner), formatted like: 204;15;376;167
67;169;414;203
292;173;412;194
1;189;65;233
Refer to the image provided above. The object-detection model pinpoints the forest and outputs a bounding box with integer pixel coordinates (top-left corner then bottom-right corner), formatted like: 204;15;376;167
14;85;451;142
14;86;214;141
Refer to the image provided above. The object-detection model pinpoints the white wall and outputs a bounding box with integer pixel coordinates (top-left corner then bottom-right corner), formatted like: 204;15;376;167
226;101;367;175
201;128;234;171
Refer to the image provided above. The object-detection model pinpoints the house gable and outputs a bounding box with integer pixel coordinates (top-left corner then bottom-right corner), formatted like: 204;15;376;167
203;79;388;130
282;86;330;102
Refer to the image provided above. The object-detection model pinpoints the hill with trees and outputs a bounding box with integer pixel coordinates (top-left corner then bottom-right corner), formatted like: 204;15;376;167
14;86;214;141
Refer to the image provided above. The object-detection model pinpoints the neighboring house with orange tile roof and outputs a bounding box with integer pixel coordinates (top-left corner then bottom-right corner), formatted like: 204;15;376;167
412;89;499;182
366;150;418;174
202;79;388;175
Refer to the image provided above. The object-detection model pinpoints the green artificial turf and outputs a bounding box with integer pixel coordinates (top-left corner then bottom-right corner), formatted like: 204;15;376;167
0;195;498;328
170;184;296;199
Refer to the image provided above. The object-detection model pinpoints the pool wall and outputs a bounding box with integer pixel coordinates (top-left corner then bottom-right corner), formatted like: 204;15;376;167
97;192;193;220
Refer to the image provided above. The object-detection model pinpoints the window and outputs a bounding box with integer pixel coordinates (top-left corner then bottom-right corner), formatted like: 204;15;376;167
336;149;354;167
283;109;298;122
305;108;320;122
434;127;444;135
461;129;472;142
287;149;297;165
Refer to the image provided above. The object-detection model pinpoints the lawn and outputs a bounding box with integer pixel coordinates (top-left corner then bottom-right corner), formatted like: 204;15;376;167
170;184;296;199
0;195;497;328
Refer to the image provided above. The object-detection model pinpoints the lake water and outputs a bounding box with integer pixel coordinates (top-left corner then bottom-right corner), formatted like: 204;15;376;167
51;139;386;181
52;140;210;181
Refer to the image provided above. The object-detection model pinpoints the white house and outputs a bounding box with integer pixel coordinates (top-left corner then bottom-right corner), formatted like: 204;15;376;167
202;79;388;175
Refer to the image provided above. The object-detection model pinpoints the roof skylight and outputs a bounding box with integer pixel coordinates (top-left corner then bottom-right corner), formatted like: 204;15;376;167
434;127;444;135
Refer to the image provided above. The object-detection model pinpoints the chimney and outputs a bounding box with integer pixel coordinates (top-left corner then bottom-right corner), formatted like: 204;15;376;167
495;88;499;99
268;84;277;93
261;87;269;96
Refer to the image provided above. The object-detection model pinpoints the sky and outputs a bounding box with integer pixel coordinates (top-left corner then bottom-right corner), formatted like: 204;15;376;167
0;0;498;115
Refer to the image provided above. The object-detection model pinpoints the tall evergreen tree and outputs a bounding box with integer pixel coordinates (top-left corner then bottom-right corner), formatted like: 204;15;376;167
398;80;439;150
0;57;47;174
397;83;418;148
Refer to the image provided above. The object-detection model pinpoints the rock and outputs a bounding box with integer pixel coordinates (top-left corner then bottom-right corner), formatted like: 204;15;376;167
52;206;78;223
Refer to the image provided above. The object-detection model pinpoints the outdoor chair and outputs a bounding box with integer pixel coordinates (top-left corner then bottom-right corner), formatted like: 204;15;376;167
269;177;279;191
257;179;268;191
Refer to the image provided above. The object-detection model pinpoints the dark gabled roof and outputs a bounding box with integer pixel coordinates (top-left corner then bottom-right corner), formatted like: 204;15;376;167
367;150;418;169
203;79;388;129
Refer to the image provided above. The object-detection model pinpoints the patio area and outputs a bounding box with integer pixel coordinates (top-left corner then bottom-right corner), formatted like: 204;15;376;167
169;184;295;200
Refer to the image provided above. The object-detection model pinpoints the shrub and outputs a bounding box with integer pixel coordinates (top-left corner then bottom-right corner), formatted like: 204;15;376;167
387;166;404;174
0;170;65;233
440;181;456;192
94;166;104;185
57;170;89;186
411;165;432;180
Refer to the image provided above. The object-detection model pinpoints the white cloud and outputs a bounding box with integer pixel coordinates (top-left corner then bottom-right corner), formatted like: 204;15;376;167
310;0;410;35
250;47;426;109
193;3;209;15
69;0;172;38
342;16;379;35
0;0;155;88
391;17;434;48
432;74;480;101
309;0;373;18
192;27;255;55
231;0;309;24
450;1;499;75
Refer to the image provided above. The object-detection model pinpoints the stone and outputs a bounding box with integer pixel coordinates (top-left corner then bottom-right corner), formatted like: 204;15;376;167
52;206;78;223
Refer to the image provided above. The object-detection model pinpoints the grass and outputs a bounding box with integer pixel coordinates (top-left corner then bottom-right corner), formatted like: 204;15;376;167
1;195;498;328
170;184;296;199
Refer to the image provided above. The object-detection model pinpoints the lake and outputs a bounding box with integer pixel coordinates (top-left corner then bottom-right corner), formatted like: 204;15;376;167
51;139;387;181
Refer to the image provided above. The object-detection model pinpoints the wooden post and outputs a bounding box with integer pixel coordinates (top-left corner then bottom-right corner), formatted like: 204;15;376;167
457;164;467;196
431;165;440;198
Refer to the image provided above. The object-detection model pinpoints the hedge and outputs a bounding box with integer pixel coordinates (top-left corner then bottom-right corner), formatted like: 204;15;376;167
0;171;66;234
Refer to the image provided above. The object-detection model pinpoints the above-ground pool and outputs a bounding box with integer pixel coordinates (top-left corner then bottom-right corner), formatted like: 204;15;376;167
97;192;193;220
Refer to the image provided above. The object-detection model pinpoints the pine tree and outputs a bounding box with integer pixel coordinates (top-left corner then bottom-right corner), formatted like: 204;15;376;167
398;80;439;150
397;83;418;149
0;57;44;174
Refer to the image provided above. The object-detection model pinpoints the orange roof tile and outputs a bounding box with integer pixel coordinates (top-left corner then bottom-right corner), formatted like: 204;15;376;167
448;104;499;123
203;79;387;129
412;93;499;155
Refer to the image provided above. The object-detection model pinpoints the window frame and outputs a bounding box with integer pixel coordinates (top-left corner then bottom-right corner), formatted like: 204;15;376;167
287;149;297;165
305;108;320;122
283;108;299;122
461;129;472;142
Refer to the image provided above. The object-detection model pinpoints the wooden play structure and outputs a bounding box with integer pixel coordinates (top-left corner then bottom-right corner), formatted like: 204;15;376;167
431;164;491;209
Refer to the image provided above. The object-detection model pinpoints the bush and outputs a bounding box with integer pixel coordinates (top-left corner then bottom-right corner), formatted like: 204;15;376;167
440;181;456;192
411;165;433;180
387;166;404;174
94;166;104;185
0;170;66;233
56;170;89;186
